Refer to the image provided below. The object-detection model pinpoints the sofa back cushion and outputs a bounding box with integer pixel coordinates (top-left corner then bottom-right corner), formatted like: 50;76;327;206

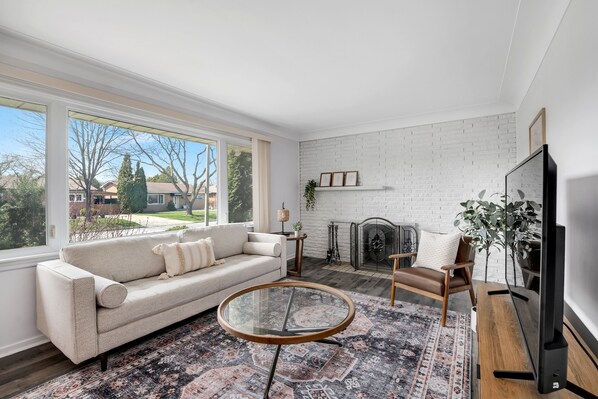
179;224;248;259
60;232;180;283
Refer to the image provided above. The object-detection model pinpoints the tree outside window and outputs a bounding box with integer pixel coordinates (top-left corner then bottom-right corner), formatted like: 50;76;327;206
227;144;252;223
0;97;47;250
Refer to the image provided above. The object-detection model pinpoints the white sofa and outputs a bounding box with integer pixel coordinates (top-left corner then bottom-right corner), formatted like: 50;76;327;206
36;224;286;369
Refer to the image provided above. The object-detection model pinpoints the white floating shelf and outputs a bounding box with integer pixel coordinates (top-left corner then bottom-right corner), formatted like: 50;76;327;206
315;185;387;191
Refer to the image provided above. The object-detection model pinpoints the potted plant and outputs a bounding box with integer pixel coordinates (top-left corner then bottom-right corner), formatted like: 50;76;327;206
454;190;505;283
292;221;303;237
304;179;317;210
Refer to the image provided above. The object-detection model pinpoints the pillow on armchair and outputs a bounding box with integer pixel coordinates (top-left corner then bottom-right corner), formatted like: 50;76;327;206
412;231;461;273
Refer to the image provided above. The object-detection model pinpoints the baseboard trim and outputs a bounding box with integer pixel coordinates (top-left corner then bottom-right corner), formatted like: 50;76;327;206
0;334;49;358
564;302;598;359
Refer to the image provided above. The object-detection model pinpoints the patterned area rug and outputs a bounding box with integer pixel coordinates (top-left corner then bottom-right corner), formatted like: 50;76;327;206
322;263;393;280
16;290;470;399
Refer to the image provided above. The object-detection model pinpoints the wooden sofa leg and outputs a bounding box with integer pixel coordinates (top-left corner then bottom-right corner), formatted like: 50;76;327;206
100;353;108;372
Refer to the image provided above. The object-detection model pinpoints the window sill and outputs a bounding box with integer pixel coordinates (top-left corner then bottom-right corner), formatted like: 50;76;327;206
0;251;60;273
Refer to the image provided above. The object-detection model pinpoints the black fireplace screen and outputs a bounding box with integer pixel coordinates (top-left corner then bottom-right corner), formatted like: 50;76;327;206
350;217;417;271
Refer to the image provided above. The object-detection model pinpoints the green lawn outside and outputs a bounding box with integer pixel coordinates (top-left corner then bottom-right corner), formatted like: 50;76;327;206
143;210;217;222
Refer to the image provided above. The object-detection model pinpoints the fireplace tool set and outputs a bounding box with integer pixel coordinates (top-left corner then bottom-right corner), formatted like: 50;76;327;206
326;222;342;265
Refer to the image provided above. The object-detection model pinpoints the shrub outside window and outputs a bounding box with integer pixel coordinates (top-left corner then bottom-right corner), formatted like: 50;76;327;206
227;143;252;223
0;96;47;251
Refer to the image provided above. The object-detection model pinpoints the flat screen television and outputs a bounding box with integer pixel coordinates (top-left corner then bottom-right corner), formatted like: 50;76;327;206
503;144;568;393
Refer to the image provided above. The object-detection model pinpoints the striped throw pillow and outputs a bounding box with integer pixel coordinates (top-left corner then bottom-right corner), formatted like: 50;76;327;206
152;237;216;278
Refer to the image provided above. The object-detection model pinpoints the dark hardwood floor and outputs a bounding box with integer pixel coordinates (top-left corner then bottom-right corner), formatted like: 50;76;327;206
0;257;477;398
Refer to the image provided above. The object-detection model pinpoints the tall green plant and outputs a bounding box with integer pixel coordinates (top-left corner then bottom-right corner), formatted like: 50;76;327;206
454;190;504;283
304;179;317;211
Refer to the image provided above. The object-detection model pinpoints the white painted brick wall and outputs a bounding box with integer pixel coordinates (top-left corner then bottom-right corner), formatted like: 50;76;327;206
299;113;517;282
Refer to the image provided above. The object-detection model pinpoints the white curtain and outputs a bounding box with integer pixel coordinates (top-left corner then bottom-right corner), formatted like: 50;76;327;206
252;139;271;233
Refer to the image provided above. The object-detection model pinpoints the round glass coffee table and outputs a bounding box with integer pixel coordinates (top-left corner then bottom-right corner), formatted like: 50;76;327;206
217;281;355;398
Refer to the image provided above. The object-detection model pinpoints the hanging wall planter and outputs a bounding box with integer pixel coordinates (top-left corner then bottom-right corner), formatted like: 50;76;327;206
304;179;317;210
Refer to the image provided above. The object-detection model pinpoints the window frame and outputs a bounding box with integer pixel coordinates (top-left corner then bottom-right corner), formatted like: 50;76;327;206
0;79;234;267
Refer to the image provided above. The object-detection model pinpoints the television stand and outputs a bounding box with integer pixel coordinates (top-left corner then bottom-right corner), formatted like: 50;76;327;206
492;371;597;399
487;289;530;302
476;283;598;398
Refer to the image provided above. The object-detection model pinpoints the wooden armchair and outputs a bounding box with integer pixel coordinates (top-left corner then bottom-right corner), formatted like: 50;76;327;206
389;236;476;327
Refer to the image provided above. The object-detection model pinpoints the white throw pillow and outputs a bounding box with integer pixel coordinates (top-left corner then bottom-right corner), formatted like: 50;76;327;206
242;242;281;257
94;275;127;308
413;231;461;273
152;237;216;278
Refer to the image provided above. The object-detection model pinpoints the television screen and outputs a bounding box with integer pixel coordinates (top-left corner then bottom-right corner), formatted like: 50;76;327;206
505;149;544;374
504;144;568;393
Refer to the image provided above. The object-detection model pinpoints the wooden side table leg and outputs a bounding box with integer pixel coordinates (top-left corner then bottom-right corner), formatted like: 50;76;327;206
287;237;304;277
296;238;304;276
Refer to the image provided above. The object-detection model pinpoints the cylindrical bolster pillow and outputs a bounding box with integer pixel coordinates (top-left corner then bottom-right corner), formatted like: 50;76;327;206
242;242;281;257
94;276;128;308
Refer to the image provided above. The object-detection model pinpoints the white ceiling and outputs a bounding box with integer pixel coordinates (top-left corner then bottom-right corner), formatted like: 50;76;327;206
0;1;569;139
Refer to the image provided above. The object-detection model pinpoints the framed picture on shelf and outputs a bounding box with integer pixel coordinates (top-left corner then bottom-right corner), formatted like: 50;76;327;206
331;172;345;187
319;172;332;187
529;108;546;154
344;171;358;186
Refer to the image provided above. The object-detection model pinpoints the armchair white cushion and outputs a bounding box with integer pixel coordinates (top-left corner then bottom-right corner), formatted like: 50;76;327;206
412;231;461;272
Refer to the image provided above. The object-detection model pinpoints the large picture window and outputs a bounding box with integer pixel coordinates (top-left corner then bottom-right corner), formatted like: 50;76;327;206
68;111;217;242
0;96;47;250
0;85;246;258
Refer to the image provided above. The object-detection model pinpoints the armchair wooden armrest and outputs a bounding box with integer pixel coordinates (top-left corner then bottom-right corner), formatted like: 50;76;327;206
389;252;417;260
389;252;417;272
440;261;474;271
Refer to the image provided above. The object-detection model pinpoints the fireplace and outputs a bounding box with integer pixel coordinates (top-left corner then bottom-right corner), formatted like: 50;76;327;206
350;217;417;271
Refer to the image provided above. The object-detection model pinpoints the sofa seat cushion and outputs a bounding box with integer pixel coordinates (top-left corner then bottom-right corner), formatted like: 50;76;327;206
60;232;180;283
97;254;280;333
393;267;466;297
214;254;280;290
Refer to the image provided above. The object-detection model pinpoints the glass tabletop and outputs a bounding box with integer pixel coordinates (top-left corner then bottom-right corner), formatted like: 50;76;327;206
218;282;355;344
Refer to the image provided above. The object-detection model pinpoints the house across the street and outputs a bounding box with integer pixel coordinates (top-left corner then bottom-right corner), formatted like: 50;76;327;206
102;181;217;212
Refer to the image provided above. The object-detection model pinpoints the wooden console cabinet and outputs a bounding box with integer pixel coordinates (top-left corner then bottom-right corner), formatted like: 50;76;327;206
476;283;598;398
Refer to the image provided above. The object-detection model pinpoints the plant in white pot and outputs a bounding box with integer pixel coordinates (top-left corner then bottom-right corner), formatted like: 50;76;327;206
292;221;303;237
454;190;505;283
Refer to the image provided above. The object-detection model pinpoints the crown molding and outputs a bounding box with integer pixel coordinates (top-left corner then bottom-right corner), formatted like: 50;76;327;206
299;102;517;141
0;28;299;142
